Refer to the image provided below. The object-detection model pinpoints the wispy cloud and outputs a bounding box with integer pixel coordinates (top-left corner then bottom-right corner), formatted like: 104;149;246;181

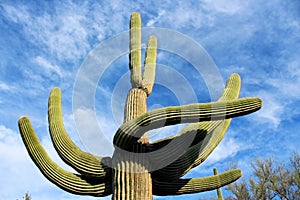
255;91;284;128
146;10;166;27
205;137;241;165
0;124;54;199
0;82;15;91
34;56;64;77
203;0;250;15
74;108;115;156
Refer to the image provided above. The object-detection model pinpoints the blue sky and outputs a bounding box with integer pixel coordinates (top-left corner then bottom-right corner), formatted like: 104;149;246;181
0;0;299;199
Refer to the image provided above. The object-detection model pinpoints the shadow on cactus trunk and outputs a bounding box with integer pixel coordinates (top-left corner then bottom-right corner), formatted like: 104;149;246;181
18;12;262;199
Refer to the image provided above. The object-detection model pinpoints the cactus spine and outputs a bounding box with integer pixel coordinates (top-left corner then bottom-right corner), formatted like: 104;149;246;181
18;12;262;199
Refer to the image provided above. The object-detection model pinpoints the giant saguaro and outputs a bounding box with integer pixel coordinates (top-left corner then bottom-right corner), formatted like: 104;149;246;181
18;12;262;199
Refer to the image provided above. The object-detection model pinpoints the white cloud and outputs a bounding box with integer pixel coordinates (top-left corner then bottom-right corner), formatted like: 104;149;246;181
254;91;284;128
203;0;250;15
0;124;109;199
2;3;90;61
34;56;64;77
0;82;15;91
146;10;166;27
204;137;241;165
74;108;115;156
0;125;52;199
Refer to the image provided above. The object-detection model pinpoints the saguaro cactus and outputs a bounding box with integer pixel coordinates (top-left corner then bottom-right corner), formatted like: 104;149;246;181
18;12;262;199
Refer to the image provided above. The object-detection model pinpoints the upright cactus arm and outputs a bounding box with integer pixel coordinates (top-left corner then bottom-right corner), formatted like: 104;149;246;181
18;117;112;197
152;169;242;196
150;74;241;180
129;12;142;88
142;35;157;95
48;87;112;178
129;12;158;93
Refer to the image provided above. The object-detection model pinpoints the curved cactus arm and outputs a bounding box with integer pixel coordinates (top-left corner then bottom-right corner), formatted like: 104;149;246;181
151;120;230;181
18;116;112;197
114;97;261;150
148;73;240;150
150;74;241;180
48;87;112;178
142;35;157;95
152;169;242;196
129;12;142;88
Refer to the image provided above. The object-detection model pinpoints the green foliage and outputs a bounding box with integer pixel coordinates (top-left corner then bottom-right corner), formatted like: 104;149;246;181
24;193;31;200
226;151;300;200
16;192;31;200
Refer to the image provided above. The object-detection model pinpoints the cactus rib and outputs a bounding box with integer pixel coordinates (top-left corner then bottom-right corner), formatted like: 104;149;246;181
152;169;242;196
150;74;241;180
114;96;262;150
18;116;112;197
48;87;112;178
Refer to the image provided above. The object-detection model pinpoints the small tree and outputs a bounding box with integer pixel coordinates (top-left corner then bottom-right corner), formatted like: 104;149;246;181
16;192;31;200
24;193;31;200
226;152;300;200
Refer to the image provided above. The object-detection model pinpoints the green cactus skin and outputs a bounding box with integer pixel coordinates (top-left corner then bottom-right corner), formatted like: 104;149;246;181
18;12;262;200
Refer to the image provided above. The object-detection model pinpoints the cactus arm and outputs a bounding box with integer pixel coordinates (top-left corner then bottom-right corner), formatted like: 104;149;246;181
150;120;224;180
48;87;112;178
149;73;240;147
129;12;142;88
18;116;112;197
142;35;157;95
150;74;241;180
114;74;261;149
114;97;261;150
152;169;242;196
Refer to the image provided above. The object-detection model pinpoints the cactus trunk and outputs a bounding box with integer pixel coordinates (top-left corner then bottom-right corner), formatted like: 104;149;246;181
112;88;152;199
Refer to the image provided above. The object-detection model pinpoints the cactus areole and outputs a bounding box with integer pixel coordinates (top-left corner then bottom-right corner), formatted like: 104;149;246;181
18;12;262;199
